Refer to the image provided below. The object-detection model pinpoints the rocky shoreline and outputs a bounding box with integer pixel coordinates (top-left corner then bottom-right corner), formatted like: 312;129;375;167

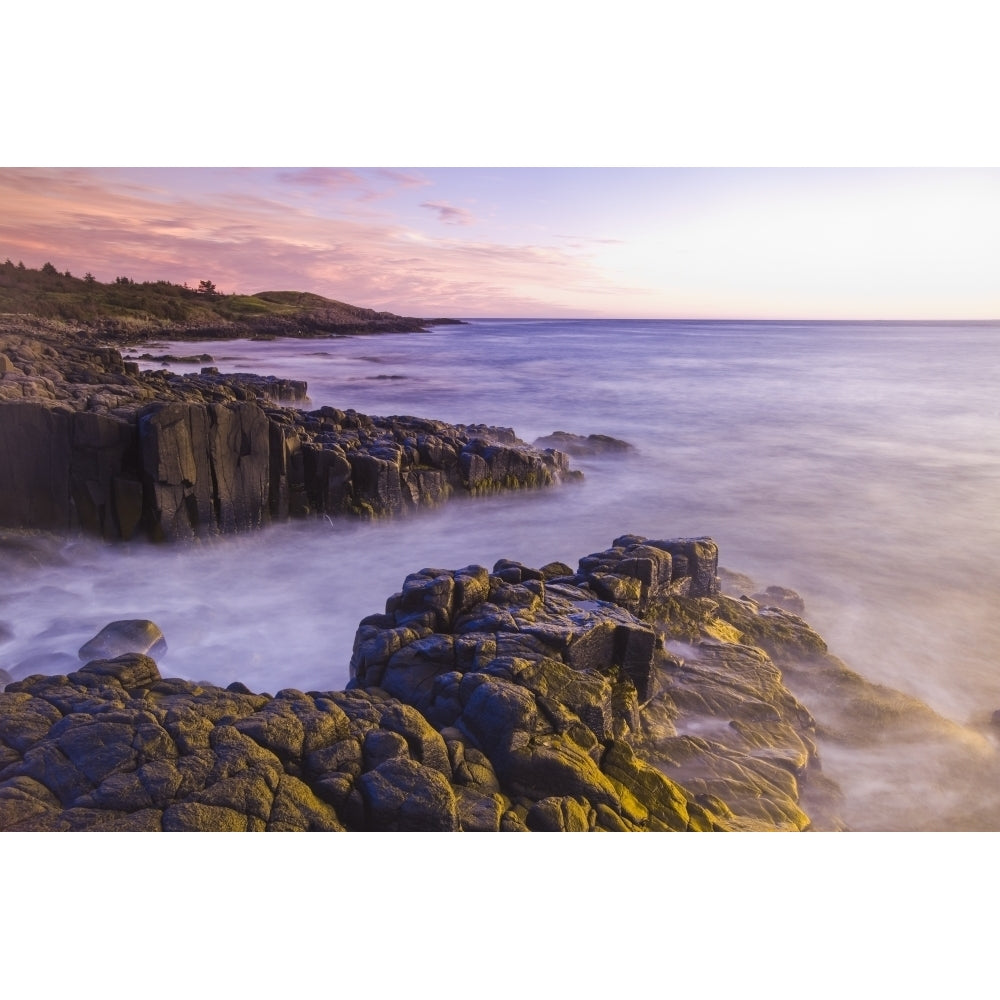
1;321;977;832
0;326;576;542
1;532;859;831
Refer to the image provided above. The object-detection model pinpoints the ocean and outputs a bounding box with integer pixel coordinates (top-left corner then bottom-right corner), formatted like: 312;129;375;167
3;318;1000;830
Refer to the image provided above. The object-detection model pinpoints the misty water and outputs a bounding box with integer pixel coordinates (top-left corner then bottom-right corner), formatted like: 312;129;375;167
3;319;1000;830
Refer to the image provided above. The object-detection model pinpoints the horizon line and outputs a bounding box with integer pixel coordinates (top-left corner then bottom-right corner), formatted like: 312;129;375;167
444;316;1000;324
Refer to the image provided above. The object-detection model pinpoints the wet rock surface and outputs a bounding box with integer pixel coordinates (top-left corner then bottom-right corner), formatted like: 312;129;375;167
533;431;634;457
78;620;167;662
0;532;940;833
0;330;577;541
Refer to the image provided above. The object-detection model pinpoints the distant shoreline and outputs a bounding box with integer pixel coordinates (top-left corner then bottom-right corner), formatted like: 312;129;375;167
0;261;464;346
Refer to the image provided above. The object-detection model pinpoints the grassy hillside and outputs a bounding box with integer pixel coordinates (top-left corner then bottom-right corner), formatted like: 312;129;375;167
0;259;454;343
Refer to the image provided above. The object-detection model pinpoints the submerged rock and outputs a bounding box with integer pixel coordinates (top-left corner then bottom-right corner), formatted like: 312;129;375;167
750;585;806;615
533;431;634;457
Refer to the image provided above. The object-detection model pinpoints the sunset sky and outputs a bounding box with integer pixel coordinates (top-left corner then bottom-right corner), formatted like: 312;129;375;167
2;167;997;321
6;0;1000;322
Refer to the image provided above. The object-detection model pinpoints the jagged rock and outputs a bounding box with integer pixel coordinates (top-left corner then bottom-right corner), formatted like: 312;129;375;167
0;533;914;832
1;330;577;540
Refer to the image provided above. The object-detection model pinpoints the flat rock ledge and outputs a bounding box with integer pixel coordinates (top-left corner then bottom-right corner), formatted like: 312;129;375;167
0;534;857;832
0;331;577;541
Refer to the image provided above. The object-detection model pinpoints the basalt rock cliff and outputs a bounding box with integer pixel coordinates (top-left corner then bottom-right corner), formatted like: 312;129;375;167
0;329;574;542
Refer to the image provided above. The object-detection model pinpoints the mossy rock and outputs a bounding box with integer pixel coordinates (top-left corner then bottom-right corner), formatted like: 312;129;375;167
711;596;828;662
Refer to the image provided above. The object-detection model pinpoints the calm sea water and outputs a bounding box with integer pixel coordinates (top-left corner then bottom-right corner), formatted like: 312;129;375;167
3;319;1000;829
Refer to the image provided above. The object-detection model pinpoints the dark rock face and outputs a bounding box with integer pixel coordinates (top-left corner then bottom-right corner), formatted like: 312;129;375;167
0;402;73;530
138;401;273;540
0;332;575;541
0;535;853;832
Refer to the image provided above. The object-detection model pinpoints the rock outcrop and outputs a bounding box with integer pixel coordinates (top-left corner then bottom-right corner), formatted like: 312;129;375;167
0;535;854;832
0;331;576;541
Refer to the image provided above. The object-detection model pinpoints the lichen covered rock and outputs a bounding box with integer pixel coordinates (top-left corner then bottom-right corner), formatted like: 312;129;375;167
0;535;876;831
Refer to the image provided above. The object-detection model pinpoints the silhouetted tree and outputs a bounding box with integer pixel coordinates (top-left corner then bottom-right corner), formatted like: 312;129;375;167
197;279;218;296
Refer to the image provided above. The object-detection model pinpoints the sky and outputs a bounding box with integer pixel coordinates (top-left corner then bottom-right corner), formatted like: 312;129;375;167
2;166;998;320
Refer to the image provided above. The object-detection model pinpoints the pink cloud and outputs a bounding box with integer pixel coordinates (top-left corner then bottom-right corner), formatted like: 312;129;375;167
372;168;431;189
0;168;643;316
275;167;431;204
420;200;475;225
275;168;366;190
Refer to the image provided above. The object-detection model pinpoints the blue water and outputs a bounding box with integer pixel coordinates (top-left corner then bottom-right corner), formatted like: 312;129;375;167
4;319;1000;828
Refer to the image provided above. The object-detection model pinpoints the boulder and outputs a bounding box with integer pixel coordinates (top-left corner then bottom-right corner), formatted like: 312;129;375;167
357;757;459;832
78;620;167;662
76;653;162;689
